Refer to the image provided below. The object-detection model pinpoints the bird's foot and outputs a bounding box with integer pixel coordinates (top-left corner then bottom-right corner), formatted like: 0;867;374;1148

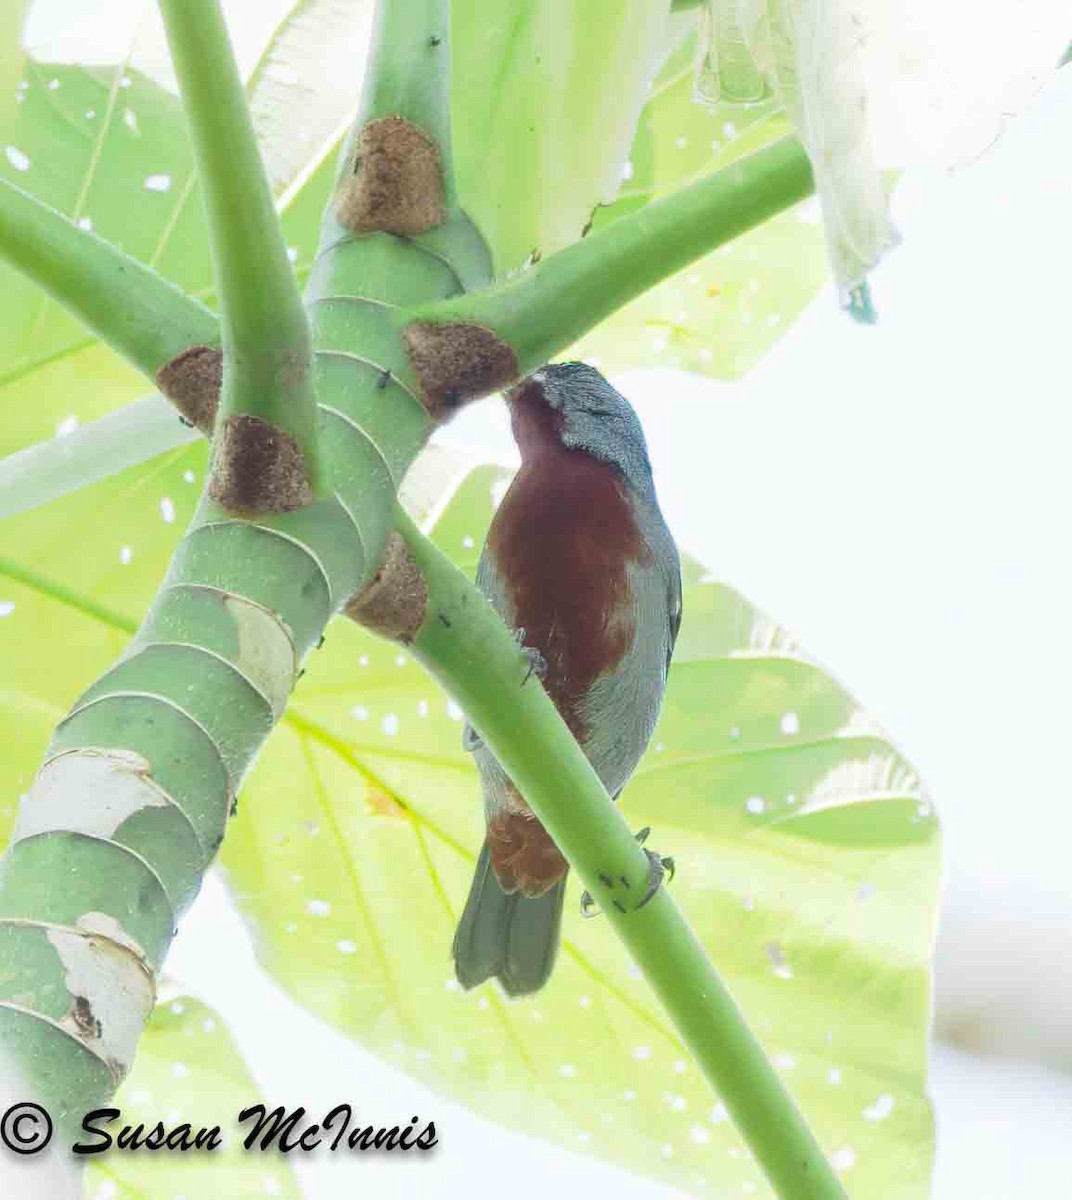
521;645;549;685
510;631;548;685
581;826;674;918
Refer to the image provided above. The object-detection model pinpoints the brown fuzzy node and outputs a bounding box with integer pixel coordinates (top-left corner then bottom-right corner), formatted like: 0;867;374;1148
155;344;222;433
336;116;445;237
403;321;519;420
345;532;428;643
208;413;313;514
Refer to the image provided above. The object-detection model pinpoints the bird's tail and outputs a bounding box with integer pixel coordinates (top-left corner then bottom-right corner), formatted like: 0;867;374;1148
452;841;565;997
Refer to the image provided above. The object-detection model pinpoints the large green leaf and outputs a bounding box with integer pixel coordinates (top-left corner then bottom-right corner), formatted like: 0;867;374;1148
0;446;938;1197
574;33;828;379
85;992;302;1200
451;1;674;275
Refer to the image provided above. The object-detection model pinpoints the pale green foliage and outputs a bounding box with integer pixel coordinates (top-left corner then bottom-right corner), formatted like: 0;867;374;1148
451;1;674;273
575;34;827;377
0;454;938;1197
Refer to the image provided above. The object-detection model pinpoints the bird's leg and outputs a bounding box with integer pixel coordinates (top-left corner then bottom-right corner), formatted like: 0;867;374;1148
581;826;675;917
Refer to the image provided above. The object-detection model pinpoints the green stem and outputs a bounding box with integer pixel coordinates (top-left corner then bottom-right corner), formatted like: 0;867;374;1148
157;0;319;479
354;0;454;188
402;137;814;384
0;178;219;373
671;0;705;10
397;508;846;1200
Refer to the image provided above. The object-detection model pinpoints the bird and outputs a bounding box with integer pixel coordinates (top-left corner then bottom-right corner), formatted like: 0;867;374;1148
452;362;682;997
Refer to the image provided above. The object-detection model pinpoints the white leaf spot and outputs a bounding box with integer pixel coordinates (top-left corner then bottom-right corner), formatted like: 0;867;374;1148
690;1124;710;1145
144;173;172;193
76;216;93;231
306;899;331;917
633;1045;651;1061
56;414;79;436
0;601;15;618
745;796;766;814
557;1064;577;1078
765;942;793;980
828;1067;842;1085
381;713;399;736
462;535;475;549
780;711;800;735
171;1062;188;1078
336;940;357;955
5;146;30;171
417;700;429;718
831;1146;856;1173
351;706;369;721
863;1094;894;1122
446;699;463;721
160;497;176;523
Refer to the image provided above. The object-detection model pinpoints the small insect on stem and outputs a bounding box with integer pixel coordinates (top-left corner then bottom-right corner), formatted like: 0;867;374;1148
428;35;442;47
377;368;392;390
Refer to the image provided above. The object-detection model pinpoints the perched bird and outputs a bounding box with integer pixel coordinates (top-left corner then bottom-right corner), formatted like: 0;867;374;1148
452;362;682;997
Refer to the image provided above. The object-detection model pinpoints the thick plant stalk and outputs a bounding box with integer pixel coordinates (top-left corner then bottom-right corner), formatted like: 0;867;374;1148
398;136;814;408
0;6;844;1196
0;0;458;1133
158;0;322;506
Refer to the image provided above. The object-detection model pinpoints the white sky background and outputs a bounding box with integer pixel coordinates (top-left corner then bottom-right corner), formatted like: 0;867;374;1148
11;2;1072;1197
175;62;1072;1200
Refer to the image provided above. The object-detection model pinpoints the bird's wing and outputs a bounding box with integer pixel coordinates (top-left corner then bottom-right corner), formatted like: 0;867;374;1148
463;545;518;756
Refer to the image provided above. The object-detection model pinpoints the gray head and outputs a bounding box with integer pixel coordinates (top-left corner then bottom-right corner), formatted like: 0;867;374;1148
522;362;654;492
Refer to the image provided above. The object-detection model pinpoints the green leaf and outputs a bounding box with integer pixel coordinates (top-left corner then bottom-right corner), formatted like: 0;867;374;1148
0;450;937;1196
85;992;302;1200
451;1;674;274
574;33;829;378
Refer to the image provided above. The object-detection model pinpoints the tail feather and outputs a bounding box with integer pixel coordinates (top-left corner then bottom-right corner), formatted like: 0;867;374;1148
453;841;565;997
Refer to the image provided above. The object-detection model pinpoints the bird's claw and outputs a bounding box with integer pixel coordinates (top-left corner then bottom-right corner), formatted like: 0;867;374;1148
580;828;674;917
520;645;549;685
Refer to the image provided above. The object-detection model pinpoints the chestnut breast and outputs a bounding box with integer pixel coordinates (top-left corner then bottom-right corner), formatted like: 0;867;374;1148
486;388;653;745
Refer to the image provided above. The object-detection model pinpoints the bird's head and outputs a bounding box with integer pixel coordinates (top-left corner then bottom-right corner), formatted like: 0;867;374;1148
507;362;654;490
